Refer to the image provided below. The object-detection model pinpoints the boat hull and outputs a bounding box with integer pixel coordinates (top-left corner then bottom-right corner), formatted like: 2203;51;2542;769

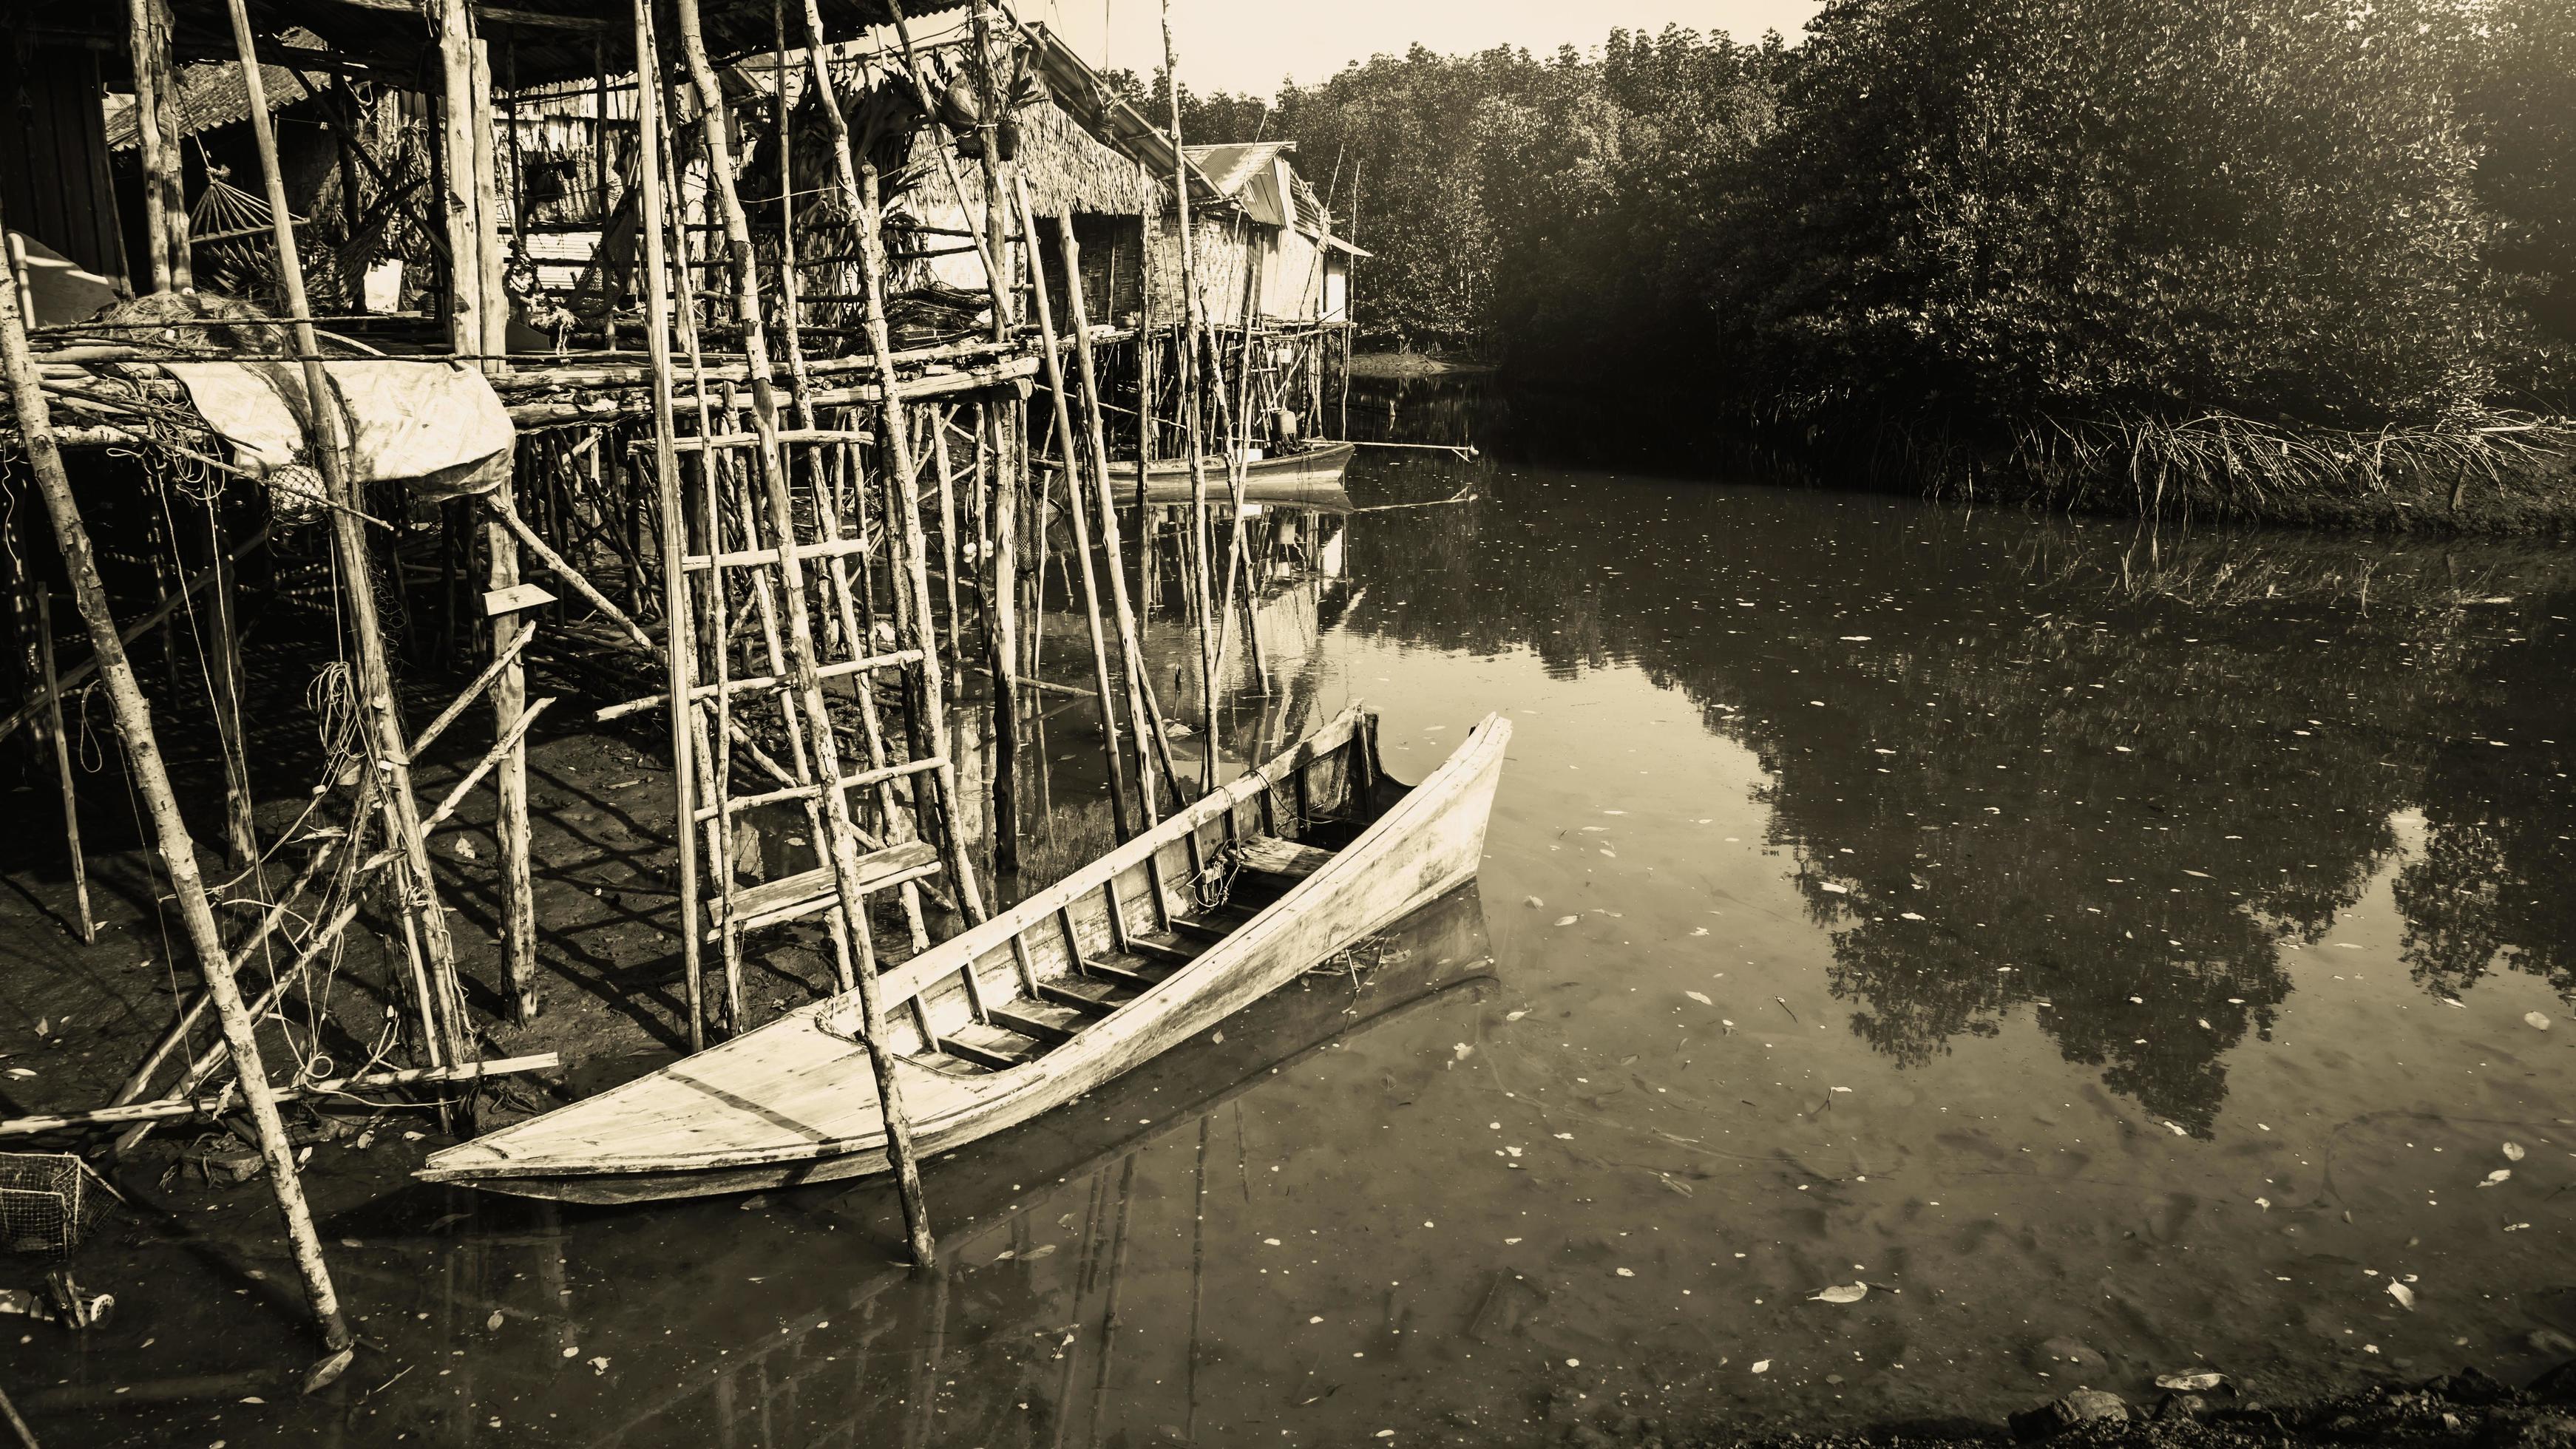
1132;441;1355;509
421;709;1509;1204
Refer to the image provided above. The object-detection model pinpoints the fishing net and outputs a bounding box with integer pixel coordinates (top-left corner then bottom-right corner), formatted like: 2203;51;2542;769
0;1153;112;1260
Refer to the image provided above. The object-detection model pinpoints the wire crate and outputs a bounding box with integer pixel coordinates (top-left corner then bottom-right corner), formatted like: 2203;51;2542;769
0;1152;112;1260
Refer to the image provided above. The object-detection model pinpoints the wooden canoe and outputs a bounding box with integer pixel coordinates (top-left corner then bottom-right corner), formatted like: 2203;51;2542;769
1128;440;1355;510
417;704;1509;1204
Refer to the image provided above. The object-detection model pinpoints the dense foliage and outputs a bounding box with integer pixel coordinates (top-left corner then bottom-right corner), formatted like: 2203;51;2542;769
1165;0;2576;496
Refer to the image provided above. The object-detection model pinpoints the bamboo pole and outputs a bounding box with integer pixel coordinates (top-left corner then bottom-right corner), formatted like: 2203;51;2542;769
688;0;936;1266
0;181;350;1358
107;832;347;1113
237;0;471;1075
126;0;188;293
1160;1;1219;782
435;0;480;356
1054;211;1165;820
1014;180;1135;840
620;0;695;1055
34;594;91;941
1;1055;563;1137
472;38;509;370
486;475;538;1025
204;510;259;866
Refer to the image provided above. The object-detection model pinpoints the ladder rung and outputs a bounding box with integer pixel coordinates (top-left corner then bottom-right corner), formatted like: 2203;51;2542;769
684;648;924;704
669;427;878;452
695;755;944;823
591;645;928;723
682;536;869;572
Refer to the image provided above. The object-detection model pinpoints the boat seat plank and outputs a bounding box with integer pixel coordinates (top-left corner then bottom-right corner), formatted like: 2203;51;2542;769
1036;977;1131;1011
1078;953;1170;990
1234;832;1335;879
986;1004;1078;1043
709;841;942;937
938;1022;1043;1070
1125;932;1201;966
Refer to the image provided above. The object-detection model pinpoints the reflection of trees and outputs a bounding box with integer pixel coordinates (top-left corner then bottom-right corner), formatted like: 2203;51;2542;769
2393;614;2576;1001
1347;453;2572;1127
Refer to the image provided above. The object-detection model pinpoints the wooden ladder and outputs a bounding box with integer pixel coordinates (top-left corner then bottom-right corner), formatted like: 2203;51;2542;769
667;418;975;1038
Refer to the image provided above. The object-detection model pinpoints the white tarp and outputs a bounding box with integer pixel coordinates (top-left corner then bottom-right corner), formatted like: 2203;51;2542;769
159;359;514;503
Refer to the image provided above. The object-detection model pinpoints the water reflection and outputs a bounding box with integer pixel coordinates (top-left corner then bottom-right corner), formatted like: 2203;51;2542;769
25;382;2576;1447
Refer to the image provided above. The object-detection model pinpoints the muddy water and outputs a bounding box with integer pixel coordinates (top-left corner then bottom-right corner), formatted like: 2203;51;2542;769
22;394;2576;1445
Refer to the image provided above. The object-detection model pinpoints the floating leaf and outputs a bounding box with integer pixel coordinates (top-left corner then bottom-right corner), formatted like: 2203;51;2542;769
1555;915;1580;927
487;1310;505;1331
1752;1360;1772;1374
2479;1169;2511;1187
2503;1142;2526;1161
1685;991;1713;1005
1810;1283;1868;1304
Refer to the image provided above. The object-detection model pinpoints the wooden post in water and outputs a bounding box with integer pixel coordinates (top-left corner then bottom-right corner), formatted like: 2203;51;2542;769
205;510;258;866
1161;1;1219;780
34;594;91;941
1055;211;1166;819
1015;180;1135;839
0;185;350;1362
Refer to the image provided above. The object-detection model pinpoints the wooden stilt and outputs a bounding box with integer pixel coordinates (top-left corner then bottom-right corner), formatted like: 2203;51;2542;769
1161;2;1219;782
1014;182;1134;838
204;509;258;867
1054;211;1164;820
33;594;91;942
485;475;538;1022
0;188;349;1358
126;0;189;293
435;0;481;357
471;37;509;370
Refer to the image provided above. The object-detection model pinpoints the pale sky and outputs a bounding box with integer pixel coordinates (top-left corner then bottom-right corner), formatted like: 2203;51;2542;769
1016;0;1822;97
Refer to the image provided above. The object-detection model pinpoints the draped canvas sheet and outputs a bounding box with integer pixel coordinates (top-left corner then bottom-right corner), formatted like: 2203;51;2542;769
159;359;514;503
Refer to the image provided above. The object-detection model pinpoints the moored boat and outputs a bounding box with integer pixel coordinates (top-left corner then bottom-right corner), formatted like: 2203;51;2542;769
417;704;1509;1204
1128;439;1356;509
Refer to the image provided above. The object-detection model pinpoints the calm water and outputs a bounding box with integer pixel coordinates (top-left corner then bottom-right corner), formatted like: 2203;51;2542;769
24;384;2576;1445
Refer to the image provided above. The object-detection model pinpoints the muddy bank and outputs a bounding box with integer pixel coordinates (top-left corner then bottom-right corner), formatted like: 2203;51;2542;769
1348;350;1497;380
1550;1364;2576;1449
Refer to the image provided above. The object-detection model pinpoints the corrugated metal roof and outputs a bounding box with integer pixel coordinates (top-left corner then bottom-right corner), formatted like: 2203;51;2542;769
1183;140;1292;200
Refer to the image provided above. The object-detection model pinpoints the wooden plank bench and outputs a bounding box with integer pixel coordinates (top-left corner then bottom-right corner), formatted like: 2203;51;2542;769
708;840;942;939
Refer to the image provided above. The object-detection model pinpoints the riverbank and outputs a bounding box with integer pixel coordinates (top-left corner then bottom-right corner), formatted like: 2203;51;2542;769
1347;349;1497;380
1491;376;2576;535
